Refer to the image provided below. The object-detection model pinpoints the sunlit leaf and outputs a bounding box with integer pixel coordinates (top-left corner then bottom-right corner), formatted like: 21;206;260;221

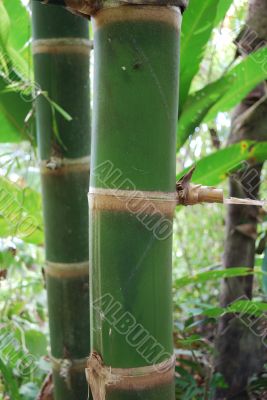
178;47;267;149
0;176;43;244
176;141;267;186
180;0;219;110
175;267;252;289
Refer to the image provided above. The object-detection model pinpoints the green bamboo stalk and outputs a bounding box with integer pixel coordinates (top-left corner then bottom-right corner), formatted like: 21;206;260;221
87;5;184;399
31;3;91;399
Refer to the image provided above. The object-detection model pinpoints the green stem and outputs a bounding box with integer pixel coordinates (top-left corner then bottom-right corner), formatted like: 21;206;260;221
31;2;91;399
89;6;182;399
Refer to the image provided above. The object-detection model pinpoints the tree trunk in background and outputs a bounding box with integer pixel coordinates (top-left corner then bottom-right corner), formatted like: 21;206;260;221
87;3;186;399
32;3;91;399
215;1;267;398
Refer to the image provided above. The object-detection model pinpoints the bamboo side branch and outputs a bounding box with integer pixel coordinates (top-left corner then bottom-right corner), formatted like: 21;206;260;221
177;183;266;207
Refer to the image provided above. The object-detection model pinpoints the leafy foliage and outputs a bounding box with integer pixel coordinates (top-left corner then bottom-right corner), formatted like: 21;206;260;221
3;0;30;51
175;267;253;289
0;241;48;400
180;0;221;110
177;141;267;186
0;0;33;143
1;0;267;399
0;175;43;244
178;47;267;149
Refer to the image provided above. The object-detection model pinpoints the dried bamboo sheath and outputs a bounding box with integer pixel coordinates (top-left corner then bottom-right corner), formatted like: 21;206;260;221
34;0;188;16
89;6;182;399
32;3;90;399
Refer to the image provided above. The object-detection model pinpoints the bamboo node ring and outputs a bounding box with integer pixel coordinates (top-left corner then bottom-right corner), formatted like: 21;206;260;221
85;352;176;399
32;38;93;55
39;156;90;174
89;187;177;216
45;261;89;278
50;355;88;383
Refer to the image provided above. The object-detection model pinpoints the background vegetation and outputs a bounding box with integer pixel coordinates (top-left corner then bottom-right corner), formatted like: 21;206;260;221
1;0;267;398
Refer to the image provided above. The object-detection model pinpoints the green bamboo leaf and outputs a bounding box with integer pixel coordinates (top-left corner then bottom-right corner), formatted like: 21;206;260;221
255;256;264;267
196;300;267;318
0;86;32;143
41;91;72;122
0;356;21;399
7;45;32;81
176;141;267;186
214;0;233;26
177;334;203;346
180;0;219;109
202;300;267;318
202;307;224;318
0;0;10;50
179;0;233;112
0;61;32;143
228;300;267;315
49;98;72;122
247;140;267;163
25;330;47;357
0;48;9;75
175;267;252;289
177;47;267;149
4;0;30;51
0;9;32;144
0;2;32;144
205;49;267;121
0;176;43;244
0;110;22;142
39;91;73;150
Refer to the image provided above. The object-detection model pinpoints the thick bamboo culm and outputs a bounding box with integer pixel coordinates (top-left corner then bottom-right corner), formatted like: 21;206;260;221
31;2;91;399
88;5;183;399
